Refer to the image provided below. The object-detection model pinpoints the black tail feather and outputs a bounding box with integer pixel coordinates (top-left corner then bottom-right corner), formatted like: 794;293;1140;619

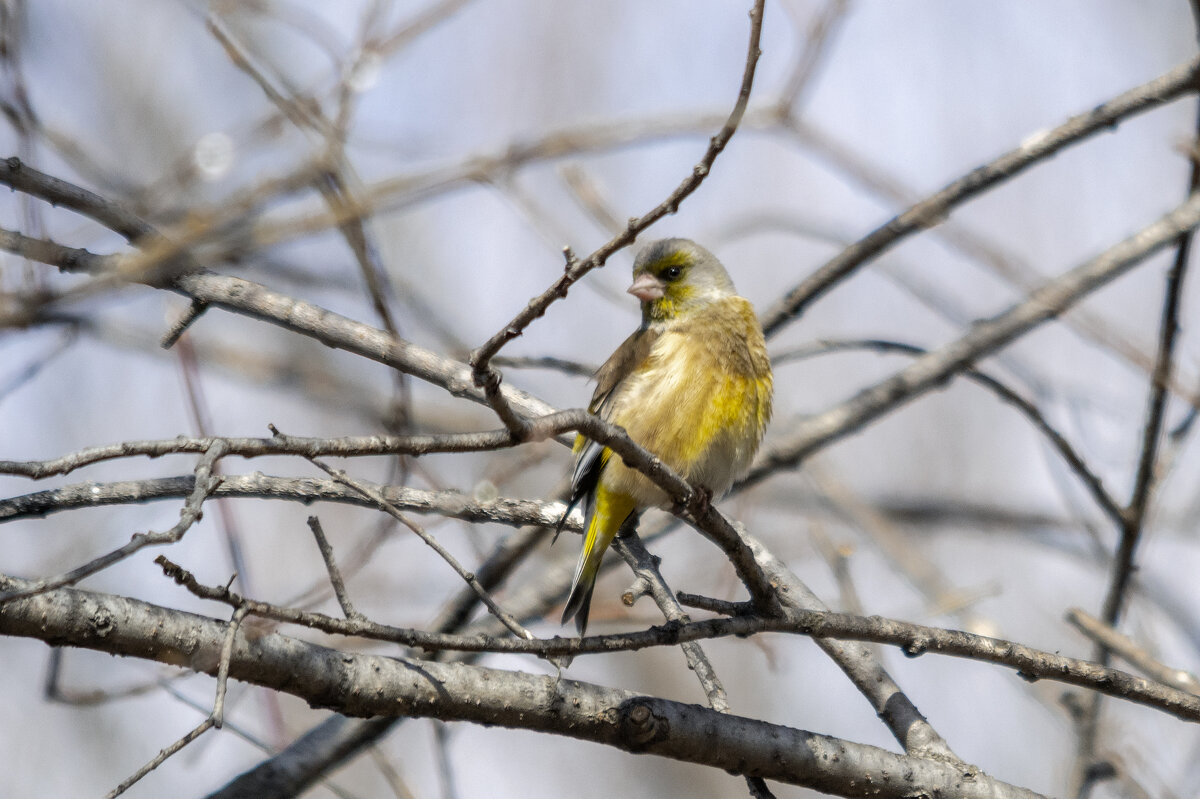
561;580;596;636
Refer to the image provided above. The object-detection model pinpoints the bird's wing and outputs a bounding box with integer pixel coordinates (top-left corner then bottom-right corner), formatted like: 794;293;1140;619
589;326;658;415
556;326;658;537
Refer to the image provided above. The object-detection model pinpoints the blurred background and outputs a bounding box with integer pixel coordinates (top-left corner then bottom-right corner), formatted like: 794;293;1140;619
1;1;1199;797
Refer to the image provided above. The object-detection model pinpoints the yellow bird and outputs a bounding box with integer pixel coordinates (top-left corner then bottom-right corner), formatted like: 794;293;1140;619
560;238;773;635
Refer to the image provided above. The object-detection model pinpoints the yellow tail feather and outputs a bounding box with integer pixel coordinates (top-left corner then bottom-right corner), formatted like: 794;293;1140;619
561;486;635;636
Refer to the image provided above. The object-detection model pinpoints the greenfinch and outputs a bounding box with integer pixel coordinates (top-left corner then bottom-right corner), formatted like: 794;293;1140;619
560;238;773;635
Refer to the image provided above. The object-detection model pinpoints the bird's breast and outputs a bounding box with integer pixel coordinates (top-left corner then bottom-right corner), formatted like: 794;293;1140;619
604;297;772;502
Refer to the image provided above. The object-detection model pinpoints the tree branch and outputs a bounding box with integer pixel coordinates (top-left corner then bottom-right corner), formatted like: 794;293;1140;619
0;473;571;530
746;190;1200;484
0;575;1049;799
0;442;228;603
760;55;1200;336
774;338;1125;526
467;0;767;389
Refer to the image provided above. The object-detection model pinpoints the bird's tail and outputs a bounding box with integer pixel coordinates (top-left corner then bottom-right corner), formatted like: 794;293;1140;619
561;487;634;637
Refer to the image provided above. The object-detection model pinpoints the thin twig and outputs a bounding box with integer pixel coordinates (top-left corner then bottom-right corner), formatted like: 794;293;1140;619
676;593;754;617
1070;104;1200;794
738;528;960;761
774;338;1125;526
306;456;534;640
616;532;729;711
103;602;247;798
0;441;228;603
43;647;169;706
0;327;76;401
213;604;250;728
307;516;361;620
431;722;460;799
775;0;851;117
160;298;209;349
143;557;1200;725
467;0;767;433
105;718;216;799
366;745;420;799
1104;198;1197;627
614;536;775;799
428;522;555;633
492;355;596;378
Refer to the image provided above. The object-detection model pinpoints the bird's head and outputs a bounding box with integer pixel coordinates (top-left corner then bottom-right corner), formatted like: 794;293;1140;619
628;238;736;323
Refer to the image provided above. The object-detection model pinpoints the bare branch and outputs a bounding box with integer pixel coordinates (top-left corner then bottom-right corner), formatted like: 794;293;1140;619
1103;190;1196;626
1;407;782;618
146;551;1200;726
615;532;729;711
308;457;534;640
775;0;851;117
775;338;1125;525
0;442;228;603
747;190;1200;484
306;516;360;620
0;429;528;478
0;473;569;529
1068;608;1200;695
105;718;215;799
103;602;247;798
467;0;768;431
1071;97;1200;793
760;55;1200;335
0;576;1050;799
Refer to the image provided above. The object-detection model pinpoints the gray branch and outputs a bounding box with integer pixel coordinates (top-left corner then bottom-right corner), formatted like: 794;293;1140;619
0;575;1047;799
0;472;569;529
747;190;1200;483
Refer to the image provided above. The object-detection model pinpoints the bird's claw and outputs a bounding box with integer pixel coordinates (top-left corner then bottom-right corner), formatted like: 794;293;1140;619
690;485;714;515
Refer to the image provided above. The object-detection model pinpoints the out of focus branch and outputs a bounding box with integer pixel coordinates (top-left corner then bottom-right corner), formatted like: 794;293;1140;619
774;338;1125;525
746;190;1200;484
1069;83;1200;796
468;0;767;435
760;55;1200;335
1068;608;1200;695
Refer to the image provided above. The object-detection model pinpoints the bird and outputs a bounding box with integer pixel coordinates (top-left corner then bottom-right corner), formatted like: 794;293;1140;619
559;238;773;636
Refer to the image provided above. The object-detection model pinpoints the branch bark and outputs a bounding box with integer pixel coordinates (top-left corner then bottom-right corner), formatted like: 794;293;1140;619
0;575;1048;799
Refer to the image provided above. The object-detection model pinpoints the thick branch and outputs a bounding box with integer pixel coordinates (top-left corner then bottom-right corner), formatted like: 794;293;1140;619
0;576;1047;799
153;550;1200;725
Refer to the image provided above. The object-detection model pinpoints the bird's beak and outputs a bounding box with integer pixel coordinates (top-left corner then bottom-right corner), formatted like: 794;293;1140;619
627;272;666;302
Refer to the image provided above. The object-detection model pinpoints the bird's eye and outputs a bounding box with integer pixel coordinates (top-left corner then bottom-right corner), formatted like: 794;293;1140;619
662;266;682;280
